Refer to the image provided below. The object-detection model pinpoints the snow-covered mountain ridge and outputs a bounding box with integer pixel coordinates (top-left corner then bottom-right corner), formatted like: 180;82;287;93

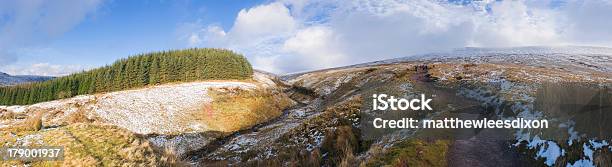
396;46;612;73
0;72;53;86
283;46;612;81
421;46;612;57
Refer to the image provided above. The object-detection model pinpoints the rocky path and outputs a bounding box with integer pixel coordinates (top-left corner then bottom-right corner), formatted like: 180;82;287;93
410;75;532;167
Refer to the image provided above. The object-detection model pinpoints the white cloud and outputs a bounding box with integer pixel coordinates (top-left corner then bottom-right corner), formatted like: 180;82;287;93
327;0;476;62
252;55;283;73
230;2;297;42
282;26;345;72
2;63;89;76
181;0;612;74
186;2;302;73
0;0;104;66
471;0;562;47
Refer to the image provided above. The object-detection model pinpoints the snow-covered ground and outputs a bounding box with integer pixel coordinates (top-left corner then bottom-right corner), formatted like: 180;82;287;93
0;72;279;135
306;46;612;76
1;72;290;158
94;81;257;134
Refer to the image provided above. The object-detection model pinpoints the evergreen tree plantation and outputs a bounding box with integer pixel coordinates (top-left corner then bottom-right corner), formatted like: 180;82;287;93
0;48;253;105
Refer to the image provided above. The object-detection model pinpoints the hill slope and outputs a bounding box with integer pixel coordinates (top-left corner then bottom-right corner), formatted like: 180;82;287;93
0;72;53;86
1;46;610;166
192;46;611;166
0;72;293;166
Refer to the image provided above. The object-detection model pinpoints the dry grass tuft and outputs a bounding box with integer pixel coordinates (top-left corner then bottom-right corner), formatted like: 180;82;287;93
157;147;190;167
322;125;360;166
339;147;357;167
9;111;44;132
0;110;15;120
66;110;94;124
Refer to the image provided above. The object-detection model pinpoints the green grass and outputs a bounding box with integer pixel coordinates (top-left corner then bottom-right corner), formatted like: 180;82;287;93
364;139;450;167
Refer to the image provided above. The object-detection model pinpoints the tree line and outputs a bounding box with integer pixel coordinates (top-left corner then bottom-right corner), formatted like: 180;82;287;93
0;48;253;105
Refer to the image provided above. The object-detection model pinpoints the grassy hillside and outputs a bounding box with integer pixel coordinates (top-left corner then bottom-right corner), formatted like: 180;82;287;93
0;123;186;166
0;73;293;166
0;48;253;105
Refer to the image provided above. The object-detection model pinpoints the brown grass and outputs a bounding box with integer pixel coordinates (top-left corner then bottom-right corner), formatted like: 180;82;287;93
156;147;190;167
11;111;44;132
428;62;611;84
322;125;360;165
0;123;192;167
339;147;357;167
236;97;363;166
66;110;94;124
196;87;293;132
246;147;322;167
0;110;15;120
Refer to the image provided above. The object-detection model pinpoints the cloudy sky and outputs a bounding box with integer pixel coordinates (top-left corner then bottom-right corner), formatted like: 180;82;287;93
1;0;611;76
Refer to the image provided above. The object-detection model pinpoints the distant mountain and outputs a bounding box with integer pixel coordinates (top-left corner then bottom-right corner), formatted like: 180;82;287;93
283;46;612;80
0;72;54;86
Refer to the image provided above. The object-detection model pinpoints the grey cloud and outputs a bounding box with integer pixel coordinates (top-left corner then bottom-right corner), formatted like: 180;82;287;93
562;0;612;45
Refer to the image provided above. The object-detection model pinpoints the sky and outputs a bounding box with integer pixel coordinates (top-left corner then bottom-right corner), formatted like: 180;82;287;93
0;0;611;76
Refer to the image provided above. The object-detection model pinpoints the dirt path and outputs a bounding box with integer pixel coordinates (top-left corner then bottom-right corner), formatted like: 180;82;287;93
448;138;531;167
444;102;531;166
410;75;532;167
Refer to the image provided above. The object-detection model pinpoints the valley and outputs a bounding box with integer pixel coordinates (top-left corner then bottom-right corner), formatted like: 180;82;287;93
1;46;611;166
